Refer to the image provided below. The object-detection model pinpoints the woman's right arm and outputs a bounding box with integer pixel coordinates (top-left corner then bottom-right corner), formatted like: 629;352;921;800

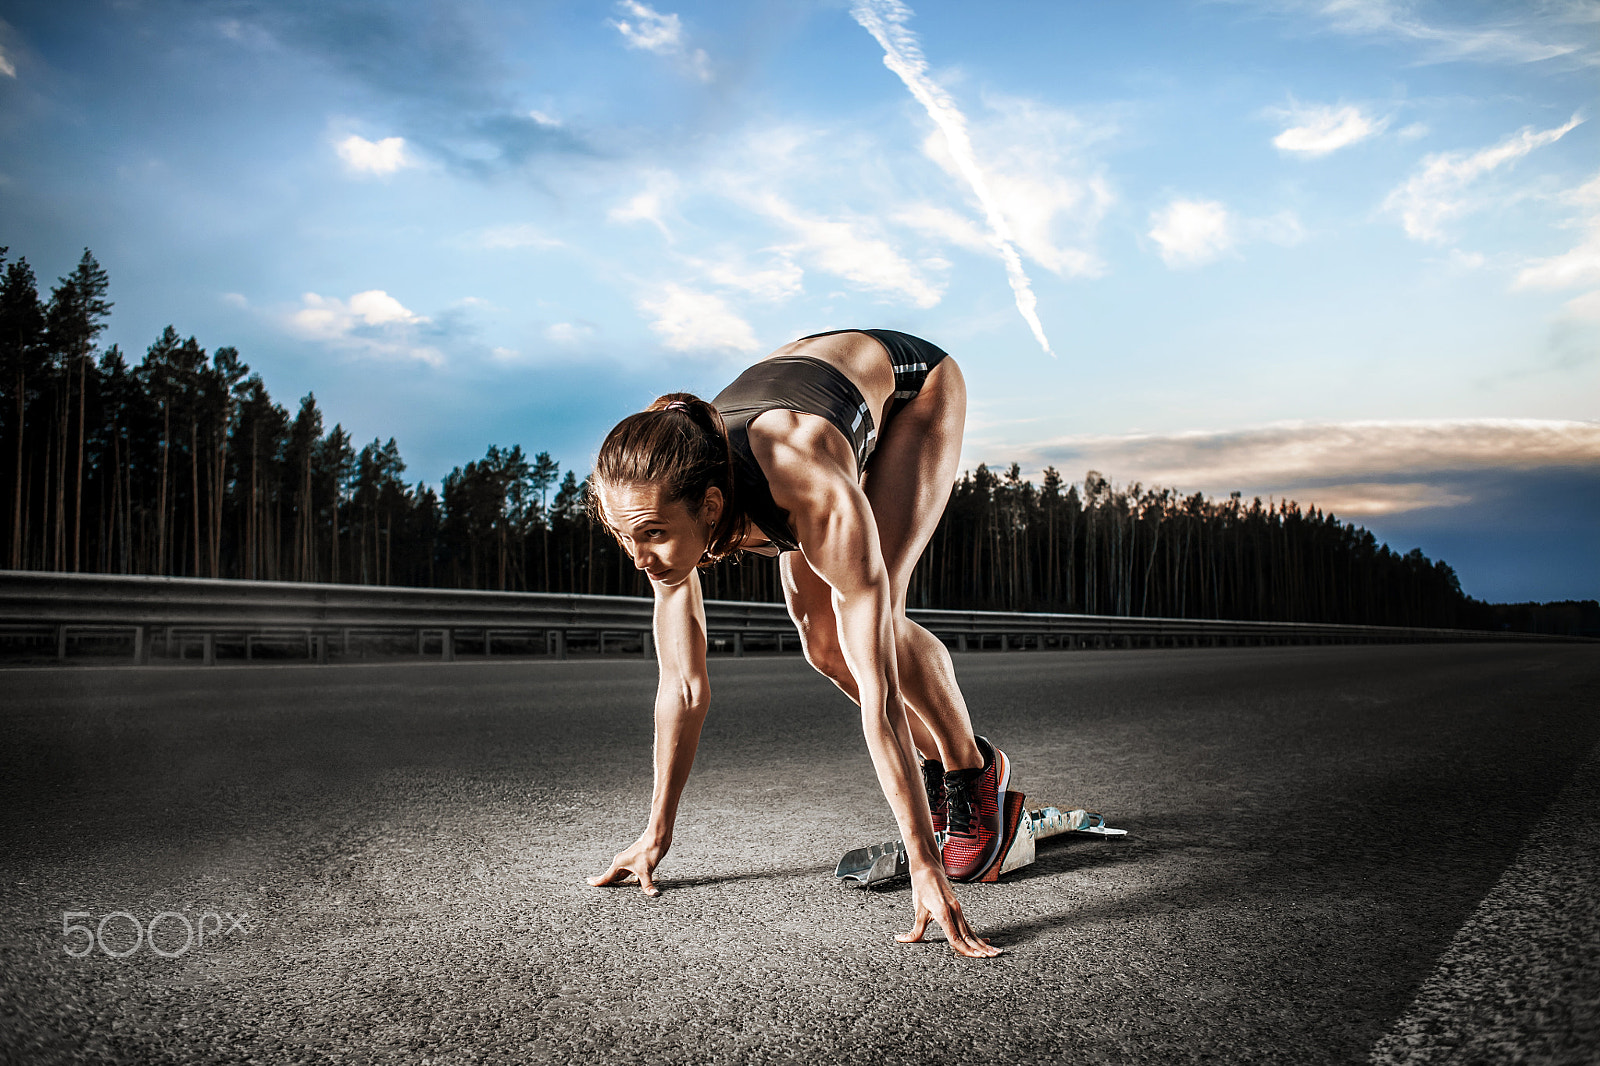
587;567;711;896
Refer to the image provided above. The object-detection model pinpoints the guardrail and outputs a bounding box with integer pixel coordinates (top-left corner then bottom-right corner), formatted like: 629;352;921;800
0;571;1576;666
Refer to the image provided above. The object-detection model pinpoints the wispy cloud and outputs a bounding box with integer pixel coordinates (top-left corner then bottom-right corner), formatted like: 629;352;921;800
1149;199;1234;268
546;322;597;345
0;42;16;78
753;192;943;308
694;250;805;303
851;0;1055;357
606;126;955;326
919;93;1113;279
335;134;414;176
895;202;993;255
1272;103;1387;156
1515;169;1600;340
472;224;564;251
287;290;443;365
638;283;759;354
1384;116;1583;241
1308;0;1593;65
1515;171;1600;292
609;1;711;82
1014;418;1600;515
608;171;679;240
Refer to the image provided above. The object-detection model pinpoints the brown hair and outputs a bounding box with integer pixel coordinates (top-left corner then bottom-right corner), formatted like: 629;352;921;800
589;392;748;565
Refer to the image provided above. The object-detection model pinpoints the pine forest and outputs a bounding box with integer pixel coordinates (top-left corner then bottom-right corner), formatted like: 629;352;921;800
2;244;1581;634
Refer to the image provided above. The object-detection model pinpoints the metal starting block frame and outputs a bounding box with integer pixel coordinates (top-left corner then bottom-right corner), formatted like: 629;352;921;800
834;792;1127;887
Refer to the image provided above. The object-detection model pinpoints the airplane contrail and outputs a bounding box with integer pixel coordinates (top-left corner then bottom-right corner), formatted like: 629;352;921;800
851;0;1056;358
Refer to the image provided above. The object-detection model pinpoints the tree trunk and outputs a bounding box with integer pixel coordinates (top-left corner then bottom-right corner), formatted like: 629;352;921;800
72;355;86;572
10;369;25;569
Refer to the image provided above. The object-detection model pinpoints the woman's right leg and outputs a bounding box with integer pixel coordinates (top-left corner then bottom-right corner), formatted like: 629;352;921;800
779;549;945;761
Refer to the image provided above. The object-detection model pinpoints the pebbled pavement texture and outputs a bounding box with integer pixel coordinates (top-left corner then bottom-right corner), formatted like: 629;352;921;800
1;643;1597;1064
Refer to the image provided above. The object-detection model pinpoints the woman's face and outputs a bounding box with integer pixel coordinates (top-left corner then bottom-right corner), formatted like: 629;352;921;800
598;480;722;588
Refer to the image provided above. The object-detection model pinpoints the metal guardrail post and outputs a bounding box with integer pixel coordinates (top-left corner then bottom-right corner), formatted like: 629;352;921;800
642;629;654;659
203;633;216;666
554;629;566;661
442;628;455;663
56;624;67;662
733;632;744;658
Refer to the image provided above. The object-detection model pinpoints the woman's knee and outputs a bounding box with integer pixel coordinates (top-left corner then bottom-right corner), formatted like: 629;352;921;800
800;633;853;689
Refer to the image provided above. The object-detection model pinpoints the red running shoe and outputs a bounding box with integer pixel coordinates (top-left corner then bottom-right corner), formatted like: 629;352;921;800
941;736;1011;882
921;758;947;834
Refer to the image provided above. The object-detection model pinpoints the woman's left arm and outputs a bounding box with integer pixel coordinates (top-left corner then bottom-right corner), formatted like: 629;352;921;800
766;444;1000;958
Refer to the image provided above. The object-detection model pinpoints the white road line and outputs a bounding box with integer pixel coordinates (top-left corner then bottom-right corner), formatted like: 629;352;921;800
1370;738;1600;1064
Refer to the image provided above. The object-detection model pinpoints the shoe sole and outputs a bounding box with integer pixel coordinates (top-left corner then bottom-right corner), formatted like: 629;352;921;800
976;737;1011;875
941;737;1013;881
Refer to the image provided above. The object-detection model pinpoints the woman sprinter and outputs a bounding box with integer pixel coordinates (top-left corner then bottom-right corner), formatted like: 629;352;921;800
586;329;1011;958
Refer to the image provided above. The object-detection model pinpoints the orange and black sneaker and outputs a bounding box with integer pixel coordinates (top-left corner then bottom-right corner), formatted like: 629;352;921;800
921;758;947;834
941;736;1011;882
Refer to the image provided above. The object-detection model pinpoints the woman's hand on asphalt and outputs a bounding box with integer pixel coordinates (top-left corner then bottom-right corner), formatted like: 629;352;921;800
897;871;1002;958
587;835;668;897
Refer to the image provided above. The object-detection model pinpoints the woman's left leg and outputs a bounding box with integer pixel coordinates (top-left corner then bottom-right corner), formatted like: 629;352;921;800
858;356;984;774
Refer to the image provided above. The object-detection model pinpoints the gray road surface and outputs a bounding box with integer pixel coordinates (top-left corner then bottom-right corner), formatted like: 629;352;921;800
2;643;1597;1065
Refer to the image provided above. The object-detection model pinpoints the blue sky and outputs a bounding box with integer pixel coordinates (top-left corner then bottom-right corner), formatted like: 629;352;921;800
1;0;1595;601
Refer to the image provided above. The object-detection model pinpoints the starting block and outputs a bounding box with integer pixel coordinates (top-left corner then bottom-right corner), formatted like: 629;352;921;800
833;792;1126;887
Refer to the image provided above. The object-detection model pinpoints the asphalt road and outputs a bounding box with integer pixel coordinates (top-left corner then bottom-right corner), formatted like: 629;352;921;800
2;643;1597;1065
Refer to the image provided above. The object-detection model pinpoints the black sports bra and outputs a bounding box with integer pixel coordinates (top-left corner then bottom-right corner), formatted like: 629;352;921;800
712;355;876;552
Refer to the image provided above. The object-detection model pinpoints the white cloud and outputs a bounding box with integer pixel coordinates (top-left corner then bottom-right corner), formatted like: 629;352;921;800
609;171;679;239
0;44;16;79
918;93;1114;279
1310;0;1591;65
1516;228;1600;292
1034;419;1600;484
1384;116;1583;242
754;193;943;308
474;224;564;250
1016;418;1600;516
638;284;759;354
609;1;711;82
527;110;562;127
288;290;442;365
1514;170;1600;337
546;322;597;345
1281;482;1470;517
335;134;414;176
699;251;805;303
1273;104;1387;156
851;0;1055;356
1514;171;1600;291
895;203;994;255
1563;288;1600;323
1149;199;1234;268
490;346;521;361
1398;122;1429;141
